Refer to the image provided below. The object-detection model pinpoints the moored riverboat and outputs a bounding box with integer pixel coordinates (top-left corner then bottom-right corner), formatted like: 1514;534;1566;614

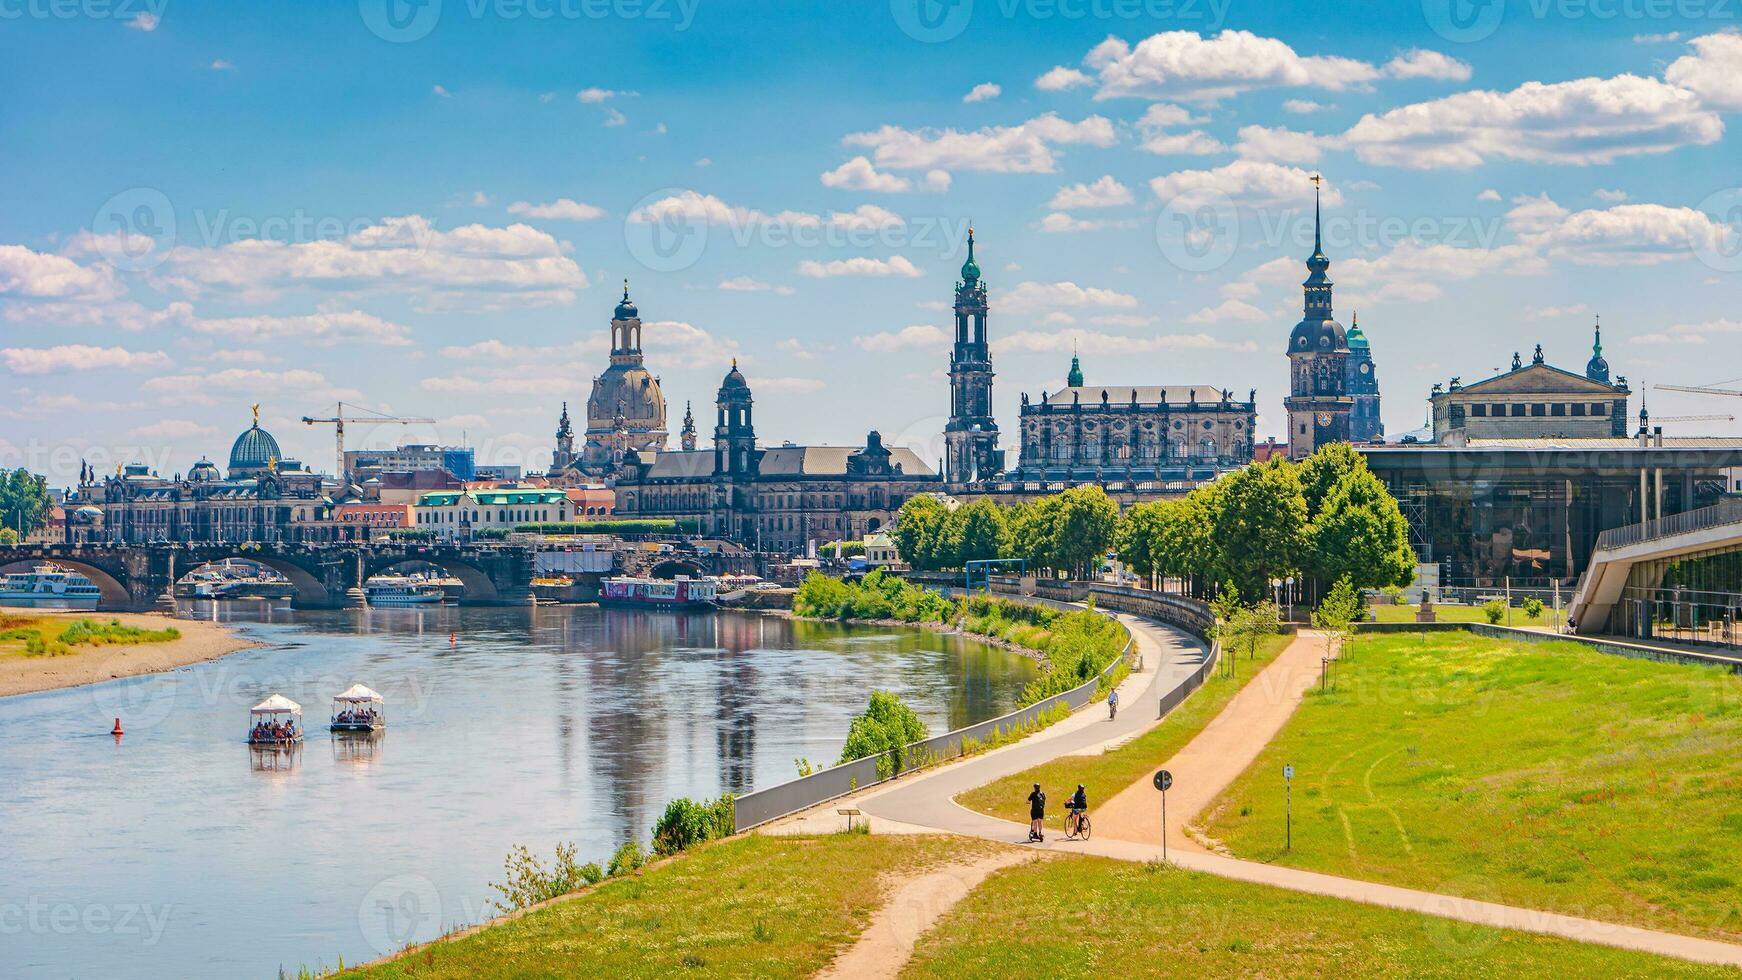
598;575;718;609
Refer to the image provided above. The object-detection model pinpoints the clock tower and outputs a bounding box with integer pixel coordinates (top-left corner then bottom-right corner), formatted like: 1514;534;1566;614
1283;176;1354;459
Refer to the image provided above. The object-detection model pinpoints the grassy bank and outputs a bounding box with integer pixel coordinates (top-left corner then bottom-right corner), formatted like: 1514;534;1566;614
346;833;1010;979
0;614;180;658
1200;631;1742;942
1368;603;1554;628
903;856;1731;978
955;633;1290;830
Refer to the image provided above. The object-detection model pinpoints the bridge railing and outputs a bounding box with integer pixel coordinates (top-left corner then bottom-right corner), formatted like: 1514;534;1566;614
1594;498;1742;552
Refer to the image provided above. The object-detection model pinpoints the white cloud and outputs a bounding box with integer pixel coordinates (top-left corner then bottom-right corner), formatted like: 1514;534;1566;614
1382;49;1472;81
1150;161;1343;208
1513;196;1737;266
922;169;952;191
432;84;451;98
820;156;912;192
797;256;923;278
188;310;413;347
156;215;588;309
1049;175;1133;209
1593;188;1629;202
842;113;1116;174
1185;298;1268;324
1;344;170;375
963;82;1002;103
853;324;949;352
1639;318;1742;344
719;275;773;292
506;198;606;221
469;191;492;206
1002;280;1138;313
602;108;627;127
1079;30;1382;103
1035;66;1093;91
577;87;637;103
127;11;159;30
143;368;361;400
827;204;905;231
754;376;827;394
1039;212;1135;233
1524;303;1590;319
1477;188;1502;202
1635;31;1681;43
1134;102;1223;156
1233;124;1322;163
1664;32;1742;110
0;244;119;300
1342;74;1722;169
1283;99;1328;113
129;419;217;440
210;59;237;71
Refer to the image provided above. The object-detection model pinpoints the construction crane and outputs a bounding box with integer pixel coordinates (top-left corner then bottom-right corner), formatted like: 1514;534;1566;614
1650;414;1735;424
301;403;436;482
1656;383;1742;398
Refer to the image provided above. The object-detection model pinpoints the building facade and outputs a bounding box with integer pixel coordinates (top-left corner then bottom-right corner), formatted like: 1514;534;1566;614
551;282;670;478
1284;182;1356;459
1346;314;1383;443
345;444;475;482
412;488;573;541
1429;327;1630;442
943;230;1000;485
610;363;942;552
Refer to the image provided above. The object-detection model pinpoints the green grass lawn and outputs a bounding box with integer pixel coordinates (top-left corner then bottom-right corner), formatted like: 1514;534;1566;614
345;833;1010;979
1199;631;1742;942
1368;603;1556;628
0;614;179;658
954;633;1292;831
902;856;1733;978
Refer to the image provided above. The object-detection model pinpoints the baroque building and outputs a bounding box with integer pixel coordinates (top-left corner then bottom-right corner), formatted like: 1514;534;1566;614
944;230;1000;485
1284;179;1355;459
1429;324;1632;442
559;281;669;478
1346;313;1383;443
1008;353;1257;483
610;362;941;552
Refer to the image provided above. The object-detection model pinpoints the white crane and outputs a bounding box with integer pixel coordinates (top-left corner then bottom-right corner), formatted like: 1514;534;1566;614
301;403;436;481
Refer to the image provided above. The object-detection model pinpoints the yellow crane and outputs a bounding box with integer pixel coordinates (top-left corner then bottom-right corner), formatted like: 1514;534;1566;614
301;403;436;481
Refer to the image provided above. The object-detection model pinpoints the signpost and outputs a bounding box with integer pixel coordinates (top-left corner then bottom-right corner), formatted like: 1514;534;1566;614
1153;769;1173;863
1283;764;1294;851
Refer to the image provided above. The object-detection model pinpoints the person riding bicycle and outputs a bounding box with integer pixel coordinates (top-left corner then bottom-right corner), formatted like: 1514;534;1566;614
1066;784;1088;835
1027;783;1046;842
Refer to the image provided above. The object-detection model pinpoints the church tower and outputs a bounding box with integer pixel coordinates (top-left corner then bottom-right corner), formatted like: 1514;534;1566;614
944;229;1000;485
1586;316;1611;383
550;401;576;474
582;280;668;474
1283;177;1354;459
714;360;758;477
680;401;697;451
1345;312;1384;443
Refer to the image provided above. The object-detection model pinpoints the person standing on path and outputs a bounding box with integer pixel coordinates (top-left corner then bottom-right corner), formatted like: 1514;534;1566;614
1107;687;1119;720
1027;783;1046;842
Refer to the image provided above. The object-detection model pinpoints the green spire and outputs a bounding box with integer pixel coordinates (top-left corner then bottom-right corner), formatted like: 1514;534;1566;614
960;226;980;283
1067;343;1083;387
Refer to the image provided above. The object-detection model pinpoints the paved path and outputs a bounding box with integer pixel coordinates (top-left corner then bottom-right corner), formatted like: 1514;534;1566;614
1093;630;1332;851
806;611;1742;968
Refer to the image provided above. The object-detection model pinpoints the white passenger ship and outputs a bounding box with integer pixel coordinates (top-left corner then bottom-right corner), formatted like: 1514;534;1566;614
0;566;102;610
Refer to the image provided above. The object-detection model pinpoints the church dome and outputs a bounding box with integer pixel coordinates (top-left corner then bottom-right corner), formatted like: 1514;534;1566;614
614;279;638;320
1288;317;1347;354
717;359;752;401
586;365;665;429
188;457;221;483
960;228;980;282
229;414;281;475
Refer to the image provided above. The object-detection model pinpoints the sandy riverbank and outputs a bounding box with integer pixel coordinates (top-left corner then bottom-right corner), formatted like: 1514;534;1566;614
0;610;262;699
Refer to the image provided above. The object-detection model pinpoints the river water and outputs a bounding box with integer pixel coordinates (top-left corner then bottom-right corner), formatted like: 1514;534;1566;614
0;602;1036;979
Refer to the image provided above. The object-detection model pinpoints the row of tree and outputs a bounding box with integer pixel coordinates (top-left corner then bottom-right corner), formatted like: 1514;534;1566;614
890;444;1414;598
0;468;51;545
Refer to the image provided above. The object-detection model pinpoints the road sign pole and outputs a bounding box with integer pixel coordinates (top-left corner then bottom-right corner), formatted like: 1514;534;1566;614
1284;763;1294;851
1161;787;1167;865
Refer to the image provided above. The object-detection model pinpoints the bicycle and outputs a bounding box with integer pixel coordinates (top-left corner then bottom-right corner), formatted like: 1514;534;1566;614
1064;809;1091;840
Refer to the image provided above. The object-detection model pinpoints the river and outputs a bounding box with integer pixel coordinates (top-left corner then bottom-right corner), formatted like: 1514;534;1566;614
0;602;1037;979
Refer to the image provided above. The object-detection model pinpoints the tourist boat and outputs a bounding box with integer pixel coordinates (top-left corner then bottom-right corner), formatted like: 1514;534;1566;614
599;575;718;609
329;683;386;733
247;694;304;745
363;580;446;606
0;566;101;610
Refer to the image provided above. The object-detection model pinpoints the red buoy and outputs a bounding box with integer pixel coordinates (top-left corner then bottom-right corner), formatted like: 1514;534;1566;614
449;632;457;645
111;717;123;737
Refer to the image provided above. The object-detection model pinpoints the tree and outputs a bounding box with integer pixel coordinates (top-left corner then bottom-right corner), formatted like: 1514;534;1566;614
1207;457;1307;599
948;499;1008;568
1312;577;1361;665
1297;443;1364;521
0;469;50;538
0;528;17;546
891;495;949;571
1224;599;1282;680
1008;495;1063;573
1309;464;1415;592
1115;501;1163;586
838;690;930;779
1053;485;1118;578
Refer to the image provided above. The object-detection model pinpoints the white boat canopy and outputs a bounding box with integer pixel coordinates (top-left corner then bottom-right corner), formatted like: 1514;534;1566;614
251;694;302;715
333;684;384;704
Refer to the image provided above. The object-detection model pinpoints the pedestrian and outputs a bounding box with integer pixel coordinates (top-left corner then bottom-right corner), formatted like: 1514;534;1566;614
1107;686;1119;720
1027;783;1046;842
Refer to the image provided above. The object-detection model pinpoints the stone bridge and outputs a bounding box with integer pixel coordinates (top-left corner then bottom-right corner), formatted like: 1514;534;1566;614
0;542;536;611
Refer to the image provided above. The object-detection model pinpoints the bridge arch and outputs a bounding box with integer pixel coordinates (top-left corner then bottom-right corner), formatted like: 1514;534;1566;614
649;558;708;580
0;557;133;610
365;556;501;604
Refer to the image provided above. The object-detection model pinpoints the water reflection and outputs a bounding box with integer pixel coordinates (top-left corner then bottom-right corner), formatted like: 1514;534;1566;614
0;602;1034;980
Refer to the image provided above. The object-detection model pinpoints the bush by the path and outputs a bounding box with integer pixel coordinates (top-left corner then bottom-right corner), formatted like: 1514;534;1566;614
838;690;930;778
652;794;736;856
791;570;955;623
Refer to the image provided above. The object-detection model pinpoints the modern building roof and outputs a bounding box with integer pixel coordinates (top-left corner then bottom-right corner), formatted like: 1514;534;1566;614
416;489;569;506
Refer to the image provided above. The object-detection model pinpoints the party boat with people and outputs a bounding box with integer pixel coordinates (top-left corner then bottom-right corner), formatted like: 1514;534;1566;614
329;684;386;733
247;695;304;745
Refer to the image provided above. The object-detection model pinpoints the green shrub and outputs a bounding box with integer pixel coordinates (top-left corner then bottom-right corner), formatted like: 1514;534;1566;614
791;570;954;624
1482;599;1507;624
651;794;736;856
489;841;589;913
578;862;604;885
838;690;930;776
1522;597;1545;618
607;840;647;877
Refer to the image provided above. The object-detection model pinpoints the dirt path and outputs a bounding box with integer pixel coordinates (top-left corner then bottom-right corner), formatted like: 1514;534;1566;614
0;610;259;699
1086;629;1333;852
815;849;1039;980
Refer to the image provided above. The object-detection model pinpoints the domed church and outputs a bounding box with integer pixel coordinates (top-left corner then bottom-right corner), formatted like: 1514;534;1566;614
562;281;669;476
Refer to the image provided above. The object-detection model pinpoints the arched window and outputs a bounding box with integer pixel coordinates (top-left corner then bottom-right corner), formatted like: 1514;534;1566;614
1199;436;1217;459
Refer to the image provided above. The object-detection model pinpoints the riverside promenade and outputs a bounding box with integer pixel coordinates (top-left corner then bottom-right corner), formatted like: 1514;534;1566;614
766;607;1742;969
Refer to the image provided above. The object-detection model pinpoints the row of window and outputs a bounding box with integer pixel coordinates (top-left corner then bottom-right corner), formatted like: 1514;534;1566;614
1468;401;1611;418
415;507;568;525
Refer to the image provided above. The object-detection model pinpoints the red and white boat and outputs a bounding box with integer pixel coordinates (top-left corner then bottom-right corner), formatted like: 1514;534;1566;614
598;575;718;609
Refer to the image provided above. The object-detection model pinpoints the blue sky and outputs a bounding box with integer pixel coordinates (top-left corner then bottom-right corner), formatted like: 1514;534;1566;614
3;0;1742;482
